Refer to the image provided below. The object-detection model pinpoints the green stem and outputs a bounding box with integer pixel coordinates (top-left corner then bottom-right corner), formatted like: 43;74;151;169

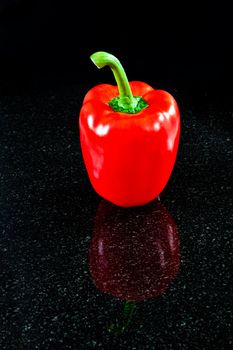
90;51;134;105
107;301;136;335
122;301;136;329
90;51;148;114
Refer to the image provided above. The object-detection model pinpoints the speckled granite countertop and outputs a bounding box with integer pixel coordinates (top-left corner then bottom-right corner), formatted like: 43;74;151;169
0;85;232;349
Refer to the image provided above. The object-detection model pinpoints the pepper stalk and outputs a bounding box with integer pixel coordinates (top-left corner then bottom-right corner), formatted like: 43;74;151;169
90;51;148;114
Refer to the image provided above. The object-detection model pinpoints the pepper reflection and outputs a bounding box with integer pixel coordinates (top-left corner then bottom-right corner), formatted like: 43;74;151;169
89;198;180;301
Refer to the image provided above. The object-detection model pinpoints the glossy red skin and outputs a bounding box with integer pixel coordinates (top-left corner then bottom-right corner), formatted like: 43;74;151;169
89;199;180;301
79;81;180;207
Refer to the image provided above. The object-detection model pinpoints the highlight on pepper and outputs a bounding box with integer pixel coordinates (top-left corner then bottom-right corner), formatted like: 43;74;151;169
79;51;180;207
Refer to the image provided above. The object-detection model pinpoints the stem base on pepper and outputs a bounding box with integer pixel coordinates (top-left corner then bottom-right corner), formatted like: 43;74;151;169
109;95;148;114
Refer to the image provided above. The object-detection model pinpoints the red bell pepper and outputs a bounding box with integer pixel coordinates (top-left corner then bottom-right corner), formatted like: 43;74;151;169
79;52;180;207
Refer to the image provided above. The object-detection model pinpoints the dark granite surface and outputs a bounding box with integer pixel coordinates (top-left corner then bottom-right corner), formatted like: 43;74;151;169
0;84;233;349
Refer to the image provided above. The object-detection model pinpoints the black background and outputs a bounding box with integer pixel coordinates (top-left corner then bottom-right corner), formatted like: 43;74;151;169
0;0;230;96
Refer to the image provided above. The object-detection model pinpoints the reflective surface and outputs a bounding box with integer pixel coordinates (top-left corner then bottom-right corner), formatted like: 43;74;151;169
89;199;180;301
0;85;232;349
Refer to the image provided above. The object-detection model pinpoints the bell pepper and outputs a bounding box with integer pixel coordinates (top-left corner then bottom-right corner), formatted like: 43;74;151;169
79;51;180;207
